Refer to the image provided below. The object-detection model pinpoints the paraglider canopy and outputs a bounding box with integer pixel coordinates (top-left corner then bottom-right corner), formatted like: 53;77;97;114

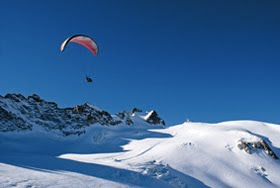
60;34;98;56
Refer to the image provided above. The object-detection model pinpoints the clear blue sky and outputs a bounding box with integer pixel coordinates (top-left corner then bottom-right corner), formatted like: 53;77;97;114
1;0;280;125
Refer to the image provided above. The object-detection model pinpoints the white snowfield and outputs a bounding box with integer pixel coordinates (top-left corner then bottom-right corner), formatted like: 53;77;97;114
0;119;280;188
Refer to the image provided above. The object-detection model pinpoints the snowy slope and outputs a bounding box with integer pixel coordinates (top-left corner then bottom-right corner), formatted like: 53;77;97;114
1;120;280;187
1;95;280;188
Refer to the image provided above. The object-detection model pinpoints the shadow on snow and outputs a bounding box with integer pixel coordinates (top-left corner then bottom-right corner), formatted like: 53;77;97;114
0;126;209;187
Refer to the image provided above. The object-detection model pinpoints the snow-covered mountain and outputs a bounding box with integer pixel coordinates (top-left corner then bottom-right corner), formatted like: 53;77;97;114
0;94;164;135
0;94;279;188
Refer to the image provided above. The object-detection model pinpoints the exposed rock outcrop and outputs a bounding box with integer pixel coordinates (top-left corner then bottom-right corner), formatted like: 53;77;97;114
144;110;165;126
237;139;278;160
0;94;166;136
0;94;122;136
116;111;134;125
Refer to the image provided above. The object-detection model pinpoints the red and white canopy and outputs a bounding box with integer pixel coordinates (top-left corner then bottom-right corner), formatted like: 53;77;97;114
60;34;98;56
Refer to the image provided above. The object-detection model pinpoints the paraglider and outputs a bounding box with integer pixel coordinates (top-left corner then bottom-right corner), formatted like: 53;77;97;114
60;34;99;83
86;76;93;83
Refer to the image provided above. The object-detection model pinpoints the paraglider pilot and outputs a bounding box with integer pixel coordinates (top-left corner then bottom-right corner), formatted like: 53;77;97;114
86;76;93;83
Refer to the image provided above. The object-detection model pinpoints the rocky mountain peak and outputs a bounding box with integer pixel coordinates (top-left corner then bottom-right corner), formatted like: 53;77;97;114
0;93;165;136
144;110;165;126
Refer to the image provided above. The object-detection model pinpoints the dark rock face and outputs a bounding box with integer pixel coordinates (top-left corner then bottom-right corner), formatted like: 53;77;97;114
116;111;134;125
145;111;165;126
0;106;30;132
132;108;142;113
237;140;278;160
0;94;122;136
